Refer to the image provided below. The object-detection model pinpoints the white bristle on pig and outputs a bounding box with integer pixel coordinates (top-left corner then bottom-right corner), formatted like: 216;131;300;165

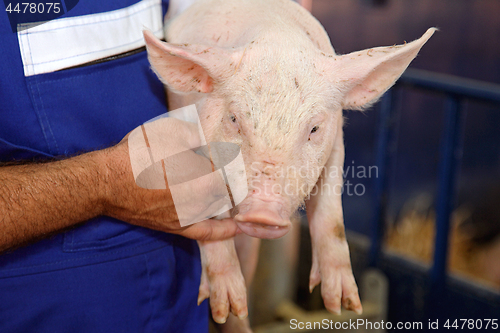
144;0;435;326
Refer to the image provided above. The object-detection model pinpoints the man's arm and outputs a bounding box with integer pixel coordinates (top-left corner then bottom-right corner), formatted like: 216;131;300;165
0;150;108;252
0;138;239;253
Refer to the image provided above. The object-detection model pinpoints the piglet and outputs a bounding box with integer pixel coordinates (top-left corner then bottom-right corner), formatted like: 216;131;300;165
143;0;435;326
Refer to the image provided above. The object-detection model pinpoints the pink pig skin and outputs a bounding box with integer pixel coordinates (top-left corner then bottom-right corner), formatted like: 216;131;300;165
144;0;435;327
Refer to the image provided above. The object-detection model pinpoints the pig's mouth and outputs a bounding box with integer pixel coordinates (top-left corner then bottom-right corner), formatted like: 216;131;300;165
234;196;291;239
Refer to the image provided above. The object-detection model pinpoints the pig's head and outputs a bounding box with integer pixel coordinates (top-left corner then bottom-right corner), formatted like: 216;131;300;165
143;28;435;239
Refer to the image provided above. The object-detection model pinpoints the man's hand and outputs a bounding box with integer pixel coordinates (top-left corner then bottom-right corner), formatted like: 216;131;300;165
0;118;240;253
102;119;240;240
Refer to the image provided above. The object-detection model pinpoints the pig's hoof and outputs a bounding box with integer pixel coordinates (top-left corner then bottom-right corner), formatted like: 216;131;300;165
217;314;253;333
209;280;248;323
319;268;363;315
203;264;248;323
198;239;249;323
310;243;363;315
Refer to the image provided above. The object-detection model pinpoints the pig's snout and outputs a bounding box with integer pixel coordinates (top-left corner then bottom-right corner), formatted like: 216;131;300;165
234;196;291;239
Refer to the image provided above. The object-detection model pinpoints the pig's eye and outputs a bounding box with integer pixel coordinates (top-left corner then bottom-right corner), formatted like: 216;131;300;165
308;125;320;141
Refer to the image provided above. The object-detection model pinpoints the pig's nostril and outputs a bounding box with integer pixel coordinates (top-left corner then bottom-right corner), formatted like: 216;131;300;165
236;221;290;239
235;195;290;238
239;222;284;230
264;225;280;230
234;212;289;227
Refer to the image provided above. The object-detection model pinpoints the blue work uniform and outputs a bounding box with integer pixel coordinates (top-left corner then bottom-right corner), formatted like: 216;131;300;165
0;1;208;332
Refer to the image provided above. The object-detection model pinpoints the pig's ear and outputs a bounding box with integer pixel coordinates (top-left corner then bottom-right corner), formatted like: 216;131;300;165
327;28;436;110
143;30;239;93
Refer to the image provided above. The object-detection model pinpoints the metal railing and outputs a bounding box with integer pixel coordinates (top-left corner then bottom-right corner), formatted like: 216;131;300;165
367;68;500;312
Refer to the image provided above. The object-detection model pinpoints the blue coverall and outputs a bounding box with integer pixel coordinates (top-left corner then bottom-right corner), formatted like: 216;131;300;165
0;1;208;331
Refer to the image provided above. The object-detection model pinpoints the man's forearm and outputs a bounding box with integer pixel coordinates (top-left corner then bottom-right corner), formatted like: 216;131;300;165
0;150;109;252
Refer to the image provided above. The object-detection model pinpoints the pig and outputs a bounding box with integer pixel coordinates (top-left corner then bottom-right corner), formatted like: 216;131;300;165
143;0;435;328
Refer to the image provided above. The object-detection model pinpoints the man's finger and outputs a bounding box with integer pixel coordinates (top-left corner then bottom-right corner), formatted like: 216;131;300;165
179;218;241;241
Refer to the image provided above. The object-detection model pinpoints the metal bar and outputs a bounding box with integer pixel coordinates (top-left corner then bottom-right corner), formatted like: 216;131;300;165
430;95;466;289
400;69;500;103
369;90;396;267
362;68;499;325
368;69;498;268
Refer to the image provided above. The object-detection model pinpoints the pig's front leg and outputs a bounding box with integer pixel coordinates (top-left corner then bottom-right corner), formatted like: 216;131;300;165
305;119;363;315
198;239;248;324
218;233;260;333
